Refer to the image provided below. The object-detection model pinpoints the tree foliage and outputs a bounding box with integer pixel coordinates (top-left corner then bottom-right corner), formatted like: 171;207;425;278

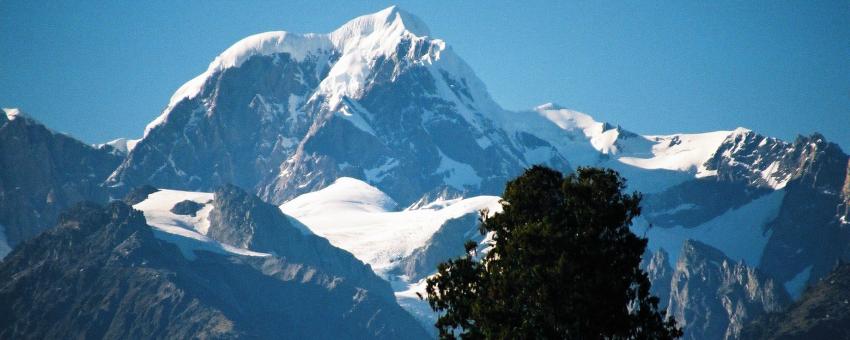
424;166;681;339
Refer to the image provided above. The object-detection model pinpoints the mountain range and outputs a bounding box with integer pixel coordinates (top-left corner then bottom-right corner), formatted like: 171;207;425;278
1;6;848;339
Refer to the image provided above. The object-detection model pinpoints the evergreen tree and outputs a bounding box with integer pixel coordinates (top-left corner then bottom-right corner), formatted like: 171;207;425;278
424;166;681;339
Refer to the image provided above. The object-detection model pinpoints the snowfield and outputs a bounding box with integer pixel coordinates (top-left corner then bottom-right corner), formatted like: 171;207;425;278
133;189;271;260
280;177;501;274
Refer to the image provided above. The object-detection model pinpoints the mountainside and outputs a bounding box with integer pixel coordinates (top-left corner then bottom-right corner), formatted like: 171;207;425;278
639;132;850;287
0;199;428;339
131;182;413;305
742;263;850;339
665;240;789;340
278;177;500;331
0;108;122;257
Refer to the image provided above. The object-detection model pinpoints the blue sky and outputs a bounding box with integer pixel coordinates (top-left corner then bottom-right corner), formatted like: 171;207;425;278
2;1;848;148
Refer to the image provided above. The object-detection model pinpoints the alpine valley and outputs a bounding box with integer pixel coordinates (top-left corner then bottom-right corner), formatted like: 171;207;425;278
2;6;849;339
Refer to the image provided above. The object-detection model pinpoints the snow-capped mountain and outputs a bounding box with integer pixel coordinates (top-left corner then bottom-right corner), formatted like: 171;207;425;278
106;6;570;206
1;6;849;338
102;5;798;215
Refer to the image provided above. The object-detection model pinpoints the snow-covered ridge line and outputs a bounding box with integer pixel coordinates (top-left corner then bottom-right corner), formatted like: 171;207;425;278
533;103;736;176
618;130;734;176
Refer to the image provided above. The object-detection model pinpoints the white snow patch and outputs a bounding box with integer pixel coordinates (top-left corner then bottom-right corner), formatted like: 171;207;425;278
785;265;812;299
475;135;493;149
337;102;376;136
280;177;500;275
99;137;140;154
758;160;792;190
2;108;20;121
638;190;786;265
436;151;481;190
364;158;399;183
133;189;270;260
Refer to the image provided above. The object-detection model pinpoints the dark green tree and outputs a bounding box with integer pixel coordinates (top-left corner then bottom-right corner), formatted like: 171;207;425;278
424;166;681;339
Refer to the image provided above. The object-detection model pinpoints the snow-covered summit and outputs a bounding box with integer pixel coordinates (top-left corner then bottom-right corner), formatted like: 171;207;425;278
154;6;439;135
330;5;430;44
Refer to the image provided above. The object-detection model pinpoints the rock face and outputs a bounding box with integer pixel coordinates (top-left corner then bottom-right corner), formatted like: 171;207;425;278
742;263;850;339
0;109;122;255
643;248;674;311
170;199;205;216
758;134;850;285
704;129;798;189
0;202;428;339
666;240;789;340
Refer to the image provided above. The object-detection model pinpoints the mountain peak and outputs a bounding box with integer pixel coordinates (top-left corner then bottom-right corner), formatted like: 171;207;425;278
333;6;430;39
2;107;22;121
158;6;436;128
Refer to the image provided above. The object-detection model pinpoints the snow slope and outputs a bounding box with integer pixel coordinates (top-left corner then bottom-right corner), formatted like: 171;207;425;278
636;189;786;265
531;103;734;176
618;131;734;177
280;177;501;274
133;189;270;260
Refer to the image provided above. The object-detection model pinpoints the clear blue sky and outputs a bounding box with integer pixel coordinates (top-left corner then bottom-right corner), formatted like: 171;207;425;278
2;1;849;148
